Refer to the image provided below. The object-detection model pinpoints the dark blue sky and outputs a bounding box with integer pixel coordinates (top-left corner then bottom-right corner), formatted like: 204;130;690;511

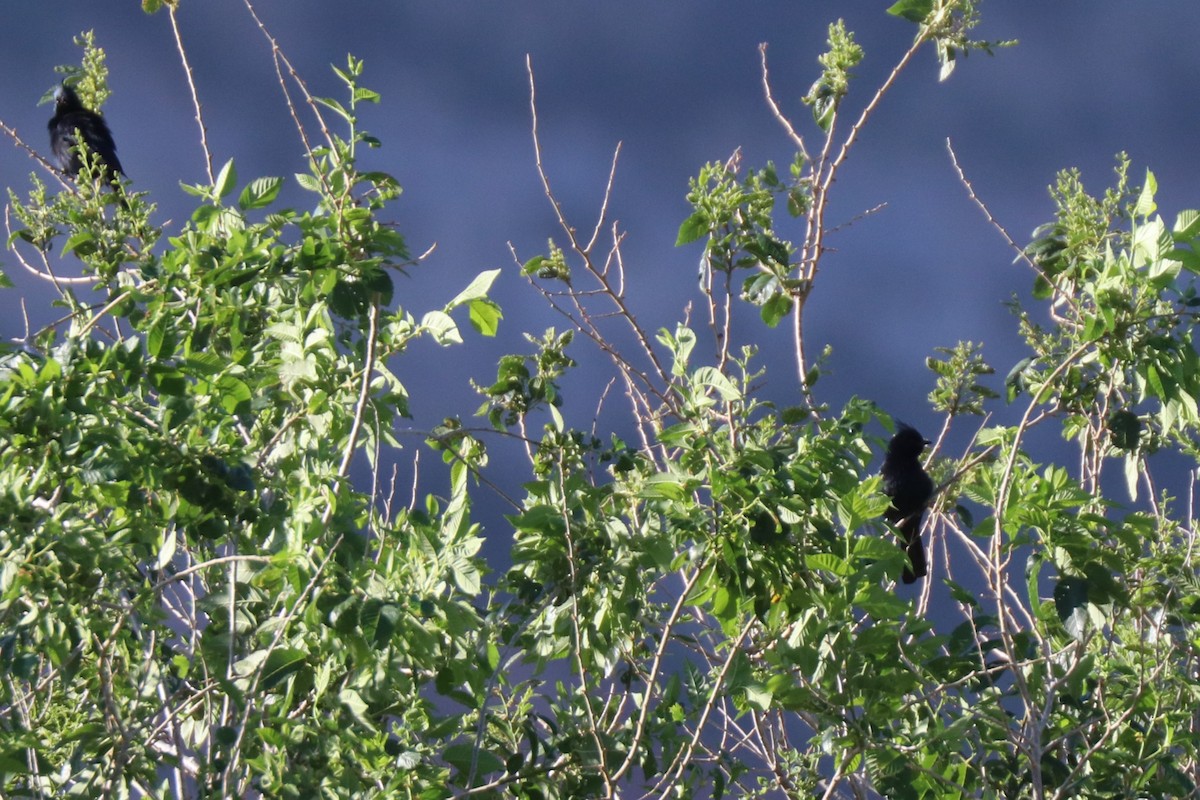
4;3;1199;530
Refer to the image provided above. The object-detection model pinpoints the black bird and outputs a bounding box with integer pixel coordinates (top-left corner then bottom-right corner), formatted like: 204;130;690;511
47;83;124;182
881;423;935;584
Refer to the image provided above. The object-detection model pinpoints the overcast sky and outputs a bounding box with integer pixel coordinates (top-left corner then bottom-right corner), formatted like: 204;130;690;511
4;3;1199;570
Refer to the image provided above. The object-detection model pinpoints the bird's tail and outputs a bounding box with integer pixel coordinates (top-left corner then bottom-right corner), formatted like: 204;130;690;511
901;524;927;584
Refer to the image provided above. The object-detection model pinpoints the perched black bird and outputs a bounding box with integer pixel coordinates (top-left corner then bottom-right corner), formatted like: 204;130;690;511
47;83;124;182
881;423;935;584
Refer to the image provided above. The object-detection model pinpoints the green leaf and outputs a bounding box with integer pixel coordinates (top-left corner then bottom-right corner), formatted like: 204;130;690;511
1005;356;1034;402
363;600;401;648
676;211;709;246
295;172;323;193
810;89;836;133
712;586;732;616
508;504;566;534
640;473;686;500
887;0;934;23
468;299;502;337
760;292;792;328
1166;247;1200;275
662;324;697;376
451;561;481;595
353;87;381;104
443;743;504;781
260;647;307;689
448;269;501;308
147;317;172;359
1053;576;1089;641
806;553;852;576
938;47;958;83
216;375;252;414
155;530;178;570
691;366;742;402
150;365;189;396
1144;362;1166;401
62;231;98;257
422;310;462;345
314;95;352;123
743;682;772;711
338;688;376;729
657;421;698;446
1173;208;1200;239
1133;169;1157;218
238;176;283;210
852;535;901;561
214;158;238;200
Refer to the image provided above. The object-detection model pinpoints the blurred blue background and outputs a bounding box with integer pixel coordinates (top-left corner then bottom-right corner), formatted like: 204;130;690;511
3;3;1198;579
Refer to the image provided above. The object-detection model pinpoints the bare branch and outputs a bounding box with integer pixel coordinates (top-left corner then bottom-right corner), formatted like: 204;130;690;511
0;116;72;189
167;6;215;184
759;44;810;162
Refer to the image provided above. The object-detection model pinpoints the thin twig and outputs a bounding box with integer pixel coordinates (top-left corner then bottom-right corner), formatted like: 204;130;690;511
759;44;809;162
0;117;72;189
585;143;623;255
556;463;612;795
525;56;673;395
167;5;215;185
827;201;888;235
946;138;1084;326
330;299;380;510
229;529;347;797
607;566;705;783
944;138;1028;258
239;0;335;186
149;554;273;592
3;206;90;291
652;616;757;800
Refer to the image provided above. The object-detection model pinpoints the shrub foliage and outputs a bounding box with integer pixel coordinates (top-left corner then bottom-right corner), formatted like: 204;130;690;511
1;3;1198;798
